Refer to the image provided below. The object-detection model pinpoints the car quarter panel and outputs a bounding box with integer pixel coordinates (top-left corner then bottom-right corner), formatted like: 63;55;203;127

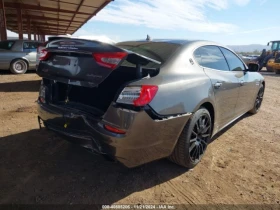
0;51;13;69
0;51;30;69
130;42;216;118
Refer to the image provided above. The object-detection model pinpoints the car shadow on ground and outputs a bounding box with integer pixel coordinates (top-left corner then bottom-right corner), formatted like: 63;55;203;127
0;70;36;75
209;113;250;144
0;128;187;204
0;112;252;204
0;80;41;92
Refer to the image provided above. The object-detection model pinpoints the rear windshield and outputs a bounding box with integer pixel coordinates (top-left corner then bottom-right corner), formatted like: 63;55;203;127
0;41;15;50
116;42;181;68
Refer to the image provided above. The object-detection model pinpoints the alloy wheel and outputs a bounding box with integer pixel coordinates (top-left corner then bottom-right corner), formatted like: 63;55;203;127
189;114;211;163
255;87;264;111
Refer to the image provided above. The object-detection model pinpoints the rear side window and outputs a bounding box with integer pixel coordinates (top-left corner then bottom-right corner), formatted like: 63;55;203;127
116;42;181;68
194;46;229;71
23;42;40;52
219;47;245;71
0;41;15;50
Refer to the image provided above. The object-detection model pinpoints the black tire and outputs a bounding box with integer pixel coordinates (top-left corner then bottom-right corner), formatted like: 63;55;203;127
266;66;274;72
10;59;28;74
249;84;264;114
169;107;212;169
275;69;280;74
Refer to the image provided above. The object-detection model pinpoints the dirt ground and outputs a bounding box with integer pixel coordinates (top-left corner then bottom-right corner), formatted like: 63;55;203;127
0;70;280;206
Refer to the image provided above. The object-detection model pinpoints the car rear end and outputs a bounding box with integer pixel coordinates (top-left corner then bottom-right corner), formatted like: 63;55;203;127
36;39;189;167
36;42;48;70
36;37;72;70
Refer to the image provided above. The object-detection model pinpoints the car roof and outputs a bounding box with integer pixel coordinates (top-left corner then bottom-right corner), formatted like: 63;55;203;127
117;39;221;47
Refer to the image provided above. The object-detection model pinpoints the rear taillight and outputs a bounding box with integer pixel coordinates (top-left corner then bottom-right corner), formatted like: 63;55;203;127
39;85;46;103
104;124;126;134
39;48;51;61
92;52;127;70
116;85;158;107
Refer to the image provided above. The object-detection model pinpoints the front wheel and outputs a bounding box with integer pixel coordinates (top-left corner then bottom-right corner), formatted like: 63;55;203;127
249;84;264;114
10;59;28;74
169;107;212;168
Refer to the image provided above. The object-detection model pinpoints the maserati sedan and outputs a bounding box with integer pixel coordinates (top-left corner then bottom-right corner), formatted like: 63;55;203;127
36;39;265;168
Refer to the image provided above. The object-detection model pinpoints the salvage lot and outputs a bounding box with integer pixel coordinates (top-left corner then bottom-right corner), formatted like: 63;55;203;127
0;71;280;204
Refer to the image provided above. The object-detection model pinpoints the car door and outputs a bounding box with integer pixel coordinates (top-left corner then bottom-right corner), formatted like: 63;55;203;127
0;41;16;69
219;47;258;116
194;45;240;129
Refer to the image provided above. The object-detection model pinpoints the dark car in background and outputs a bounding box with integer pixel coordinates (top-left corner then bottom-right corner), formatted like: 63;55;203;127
36;39;265;168
0;40;41;74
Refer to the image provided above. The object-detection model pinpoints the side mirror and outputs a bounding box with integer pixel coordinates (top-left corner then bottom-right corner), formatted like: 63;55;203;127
247;63;259;72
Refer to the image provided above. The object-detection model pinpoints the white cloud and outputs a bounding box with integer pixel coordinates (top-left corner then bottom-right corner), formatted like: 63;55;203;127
233;0;251;6
74;35;116;44
92;0;239;33
73;29;117;43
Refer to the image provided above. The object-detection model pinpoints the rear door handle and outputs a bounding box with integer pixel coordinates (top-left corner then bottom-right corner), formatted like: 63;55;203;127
214;82;223;89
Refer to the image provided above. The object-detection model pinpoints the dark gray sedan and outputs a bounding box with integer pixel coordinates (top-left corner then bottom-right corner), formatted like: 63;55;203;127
36;39;264;168
0;40;41;74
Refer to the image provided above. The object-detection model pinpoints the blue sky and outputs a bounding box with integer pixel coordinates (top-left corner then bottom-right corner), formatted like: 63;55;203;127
7;0;279;45
73;0;279;45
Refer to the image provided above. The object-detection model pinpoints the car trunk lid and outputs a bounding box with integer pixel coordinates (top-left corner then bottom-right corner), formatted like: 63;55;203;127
36;39;161;88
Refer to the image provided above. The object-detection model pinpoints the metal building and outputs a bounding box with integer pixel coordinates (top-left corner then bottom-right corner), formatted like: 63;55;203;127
0;0;112;41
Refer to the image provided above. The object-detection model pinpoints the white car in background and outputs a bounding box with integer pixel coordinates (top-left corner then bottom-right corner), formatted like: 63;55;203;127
0;40;41;74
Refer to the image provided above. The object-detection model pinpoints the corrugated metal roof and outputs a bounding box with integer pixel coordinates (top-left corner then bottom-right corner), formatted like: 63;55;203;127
4;0;112;35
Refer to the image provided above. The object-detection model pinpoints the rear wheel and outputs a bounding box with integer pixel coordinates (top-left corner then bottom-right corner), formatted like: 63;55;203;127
169;107;212;169
275;69;280;74
249;84;264;114
10;59;28;74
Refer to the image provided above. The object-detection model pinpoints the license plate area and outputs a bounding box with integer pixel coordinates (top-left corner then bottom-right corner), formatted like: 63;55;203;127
49;55;80;76
52;56;72;65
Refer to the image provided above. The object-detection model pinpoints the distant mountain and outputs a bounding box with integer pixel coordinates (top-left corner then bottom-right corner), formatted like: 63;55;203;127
227;44;269;53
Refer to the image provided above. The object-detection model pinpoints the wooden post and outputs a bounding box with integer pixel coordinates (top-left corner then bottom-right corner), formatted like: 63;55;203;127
17;8;23;39
33;25;36;40
0;0;7;40
27;17;31;40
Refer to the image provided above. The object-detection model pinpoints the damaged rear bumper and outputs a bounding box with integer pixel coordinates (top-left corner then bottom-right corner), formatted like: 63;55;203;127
37;102;192;168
